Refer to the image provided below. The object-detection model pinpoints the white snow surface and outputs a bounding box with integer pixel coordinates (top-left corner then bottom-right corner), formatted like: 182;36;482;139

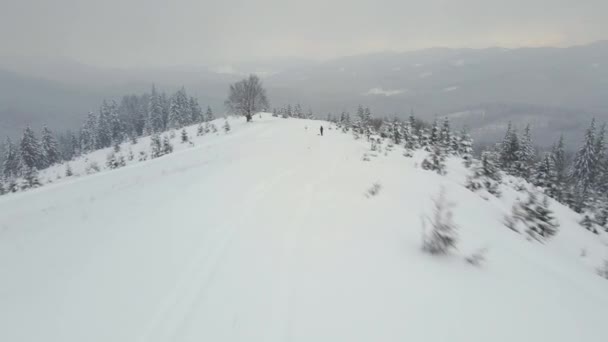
1;114;608;342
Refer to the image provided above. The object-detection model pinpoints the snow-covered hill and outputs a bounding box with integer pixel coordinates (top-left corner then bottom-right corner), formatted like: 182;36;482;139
1;114;607;342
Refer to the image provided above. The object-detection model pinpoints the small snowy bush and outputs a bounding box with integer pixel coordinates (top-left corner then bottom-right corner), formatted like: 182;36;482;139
422;187;458;255
365;183;382;198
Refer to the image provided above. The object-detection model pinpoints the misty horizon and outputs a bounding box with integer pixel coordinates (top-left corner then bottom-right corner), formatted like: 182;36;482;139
2;0;608;68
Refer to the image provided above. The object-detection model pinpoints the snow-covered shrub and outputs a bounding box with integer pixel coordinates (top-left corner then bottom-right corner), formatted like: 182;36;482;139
211;124;218;133
597;260;608;279
422;187;458;255
150;133;162;158
138;151;148;162
181;129;189;143
65;163;73;177
21;166;41;190
507;191;559;241
223;120;231;133
421;145;446;175
465;248;488;267
197;123;204;136
6;178;19;193
365;183;382;198
162;136;173;155
106;152;126;169
466;152;501;198
86;161;101;174
127;149;134;161
580;212;599;234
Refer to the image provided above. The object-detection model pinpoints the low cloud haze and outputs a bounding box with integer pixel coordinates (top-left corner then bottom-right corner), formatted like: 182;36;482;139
1;0;607;67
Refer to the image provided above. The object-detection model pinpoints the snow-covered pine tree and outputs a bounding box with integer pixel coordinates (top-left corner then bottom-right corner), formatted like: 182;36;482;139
97;101;113;149
168;88;192;128
429;119;440;149
20;127;44;170
107;100;124;145
189;97;203;123
21;166;41;190
515;124;535;179
65;163;73;177
550;135;568;201
150;133;162;158
162;135;173;155
197;123;204;136
2;137;21;178
510;190;559;241
440;117;452;153
205;106;215;122
307;109;314;119
465;151;502;197
211;123;218;133
294;104;304;118
421;144;446;175
148;85;165;133
530;195;559;240
570;119;598;211
390;118;402;145
81;112;98;152
580;213;598;234
500;122;520;172
422;187;458;254
458;128;474;167
41;126;60;167
533;153;558;198
181;129;189;143
223;119;231;133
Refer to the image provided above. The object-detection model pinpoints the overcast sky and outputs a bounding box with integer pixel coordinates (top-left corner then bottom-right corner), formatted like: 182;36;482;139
1;0;606;67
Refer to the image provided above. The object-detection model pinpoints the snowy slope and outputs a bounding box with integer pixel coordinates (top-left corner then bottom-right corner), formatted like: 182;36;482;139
1;114;608;342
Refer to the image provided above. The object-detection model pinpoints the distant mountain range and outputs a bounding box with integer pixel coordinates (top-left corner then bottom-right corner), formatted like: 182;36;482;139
2;41;608;146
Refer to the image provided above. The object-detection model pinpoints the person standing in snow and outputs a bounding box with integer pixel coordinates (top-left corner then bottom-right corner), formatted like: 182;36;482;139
320;125;324;136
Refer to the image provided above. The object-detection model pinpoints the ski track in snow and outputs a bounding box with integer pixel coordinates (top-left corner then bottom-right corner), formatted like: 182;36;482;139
1;114;608;342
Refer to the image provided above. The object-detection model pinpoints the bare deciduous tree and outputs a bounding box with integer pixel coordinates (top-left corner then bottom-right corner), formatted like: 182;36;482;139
225;75;269;122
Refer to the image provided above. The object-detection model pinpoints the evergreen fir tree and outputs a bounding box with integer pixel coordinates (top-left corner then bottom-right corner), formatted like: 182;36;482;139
580;213;598;234
440;117;452;153
223;119;231;133
551;135;567;201
429;119;440;147
65;163;73;177
41;126;60;166
189;97;203;123
3;137;21;178
500;122;520;172
205;106;215;122
150;133;162;158
168;88;191;128
97;101;113;148
515;124;535;179
181;129;189;143
533;153;558;198
81;112;98;152
197;123;204;136
148;85;165;133
466;151;502;197
421;144;446;175
422;187;458;254
459;128;474;167
162;135;173;155
20;127;44;170
570;119;598;210
21;166;41;190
